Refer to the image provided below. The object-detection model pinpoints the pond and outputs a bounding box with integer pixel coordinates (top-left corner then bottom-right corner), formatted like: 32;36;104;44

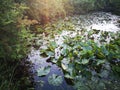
27;12;120;90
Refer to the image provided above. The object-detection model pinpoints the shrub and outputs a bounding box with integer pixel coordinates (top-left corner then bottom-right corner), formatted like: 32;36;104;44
0;0;30;61
25;0;68;24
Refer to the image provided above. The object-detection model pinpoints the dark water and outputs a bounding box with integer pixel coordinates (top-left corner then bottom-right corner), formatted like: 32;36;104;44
27;48;74;90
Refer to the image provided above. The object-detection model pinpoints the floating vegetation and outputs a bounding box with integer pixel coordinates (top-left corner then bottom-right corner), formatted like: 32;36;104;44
40;29;120;89
48;74;63;86
28;12;120;90
37;66;51;77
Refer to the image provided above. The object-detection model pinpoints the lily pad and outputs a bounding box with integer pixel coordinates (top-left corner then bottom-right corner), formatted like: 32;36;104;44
37;66;51;77
48;74;63;86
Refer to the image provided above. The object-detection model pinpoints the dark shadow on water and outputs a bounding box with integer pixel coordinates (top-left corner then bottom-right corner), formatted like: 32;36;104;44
27;48;75;90
34;64;75;90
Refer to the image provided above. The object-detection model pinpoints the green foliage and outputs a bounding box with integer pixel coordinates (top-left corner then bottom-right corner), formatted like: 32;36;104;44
41;29;120;89
0;61;33;90
37;66;51;76
0;0;33;89
0;0;27;26
0;0;30;61
0;61;18;89
72;0;96;14
109;0;120;15
48;74;63;86
25;0;120;24
25;0;67;24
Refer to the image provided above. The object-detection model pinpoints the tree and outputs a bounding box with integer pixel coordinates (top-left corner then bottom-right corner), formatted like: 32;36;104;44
25;0;68;24
0;0;28;60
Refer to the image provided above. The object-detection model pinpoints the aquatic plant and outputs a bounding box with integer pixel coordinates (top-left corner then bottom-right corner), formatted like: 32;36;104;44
40;29;120;89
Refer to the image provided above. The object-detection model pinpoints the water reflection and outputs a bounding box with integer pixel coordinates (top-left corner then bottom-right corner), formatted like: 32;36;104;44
27;48;74;90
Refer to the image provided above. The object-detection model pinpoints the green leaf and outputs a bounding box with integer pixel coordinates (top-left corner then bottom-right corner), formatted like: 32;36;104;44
61;58;70;70
81;59;89;64
61;63;68;70
82;45;92;51
50;41;57;49
64;64;75;79
37;66;51;77
98;82;105;89
96;52;105;59
36;40;43;46
73;50;79;56
68;53;73;59
48;74;63;86
46;51;54;57
112;65;120;73
52;59;58;63
61;49;69;56
97;59;106;65
101;46;109;55
64;73;74;79
99;70;109;78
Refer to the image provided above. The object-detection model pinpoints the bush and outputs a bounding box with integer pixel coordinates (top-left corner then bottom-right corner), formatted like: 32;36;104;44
72;0;96;14
25;0;68;24
109;0;120;15
0;1;33;89
0;0;30;61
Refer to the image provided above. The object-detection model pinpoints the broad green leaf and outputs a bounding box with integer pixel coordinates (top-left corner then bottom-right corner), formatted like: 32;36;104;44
36;40;42;46
75;60;82;65
61;49;69;56
112;65;120;73
52;59;58;63
48;74;63;86
61;63;68;70
68;53;74;60
97;60;106;65
82;46;92;51
96;52;105;59
99;70;109;78
73;50;79;56
98;82;105;88
65;64;75;78
64;73;74;79
101;46;109;55
61;58;70;70
46;51;54;57
50;41;57;49
81;59;89;64
37;66;51;77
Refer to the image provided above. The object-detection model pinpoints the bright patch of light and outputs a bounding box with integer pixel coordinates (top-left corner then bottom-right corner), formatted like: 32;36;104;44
91;23;119;32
